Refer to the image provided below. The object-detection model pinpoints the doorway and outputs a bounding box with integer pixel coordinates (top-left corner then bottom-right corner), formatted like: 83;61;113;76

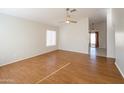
89;32;99;48
89;32;99;58
89;31;106;57
89;21;107;57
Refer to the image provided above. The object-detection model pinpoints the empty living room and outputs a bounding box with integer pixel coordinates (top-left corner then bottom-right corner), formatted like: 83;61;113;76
0;8;124;84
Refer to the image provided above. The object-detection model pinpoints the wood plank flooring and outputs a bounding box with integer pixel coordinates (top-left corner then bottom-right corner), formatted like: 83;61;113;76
0;50;124;84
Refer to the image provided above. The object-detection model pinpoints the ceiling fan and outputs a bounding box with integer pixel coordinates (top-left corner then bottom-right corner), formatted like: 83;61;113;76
60;8;77;24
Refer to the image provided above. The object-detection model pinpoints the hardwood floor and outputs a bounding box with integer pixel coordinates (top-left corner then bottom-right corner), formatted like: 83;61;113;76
0;50;124;84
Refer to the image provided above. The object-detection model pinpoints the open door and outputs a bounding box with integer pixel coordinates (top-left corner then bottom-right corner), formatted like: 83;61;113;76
95;32;99;48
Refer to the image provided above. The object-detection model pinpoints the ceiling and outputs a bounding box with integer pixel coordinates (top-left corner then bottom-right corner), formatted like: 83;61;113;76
0;8;107;26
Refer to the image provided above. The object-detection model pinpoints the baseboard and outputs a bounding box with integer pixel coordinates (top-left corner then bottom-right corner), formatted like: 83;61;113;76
58;49;88;55
115;62;124;78
0;49;58;67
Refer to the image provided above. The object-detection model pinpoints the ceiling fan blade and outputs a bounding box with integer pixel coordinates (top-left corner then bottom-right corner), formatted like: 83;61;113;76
70;9;76;12
66;8;70;11
70;20;77;23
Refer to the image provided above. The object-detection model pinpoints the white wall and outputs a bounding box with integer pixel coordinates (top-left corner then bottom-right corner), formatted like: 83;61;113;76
107;9;115;58
59;18;89;54
0;14;58;66
113;9;124;77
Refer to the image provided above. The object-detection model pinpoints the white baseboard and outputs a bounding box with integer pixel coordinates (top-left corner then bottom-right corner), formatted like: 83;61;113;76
58;49;88;54
115;62;124;78
0;49;57;67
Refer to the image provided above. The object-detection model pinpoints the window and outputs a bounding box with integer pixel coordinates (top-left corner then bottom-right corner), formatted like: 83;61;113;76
46;30;56;46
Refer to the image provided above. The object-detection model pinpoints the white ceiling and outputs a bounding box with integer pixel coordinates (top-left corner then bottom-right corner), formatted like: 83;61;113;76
0;8;107;26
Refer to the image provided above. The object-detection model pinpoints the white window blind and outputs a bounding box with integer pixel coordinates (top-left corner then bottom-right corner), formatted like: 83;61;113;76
46;30;56;46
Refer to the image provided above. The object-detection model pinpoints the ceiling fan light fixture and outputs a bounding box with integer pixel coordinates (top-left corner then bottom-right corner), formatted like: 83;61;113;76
59;8;77;24
66;20;70;24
